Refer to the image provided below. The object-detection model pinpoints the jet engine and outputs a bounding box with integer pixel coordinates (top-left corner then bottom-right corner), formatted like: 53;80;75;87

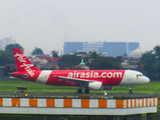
88;82;103;90
102;86;113;90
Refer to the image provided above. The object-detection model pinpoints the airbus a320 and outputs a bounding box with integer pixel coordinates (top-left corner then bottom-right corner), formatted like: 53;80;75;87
11;48;150;94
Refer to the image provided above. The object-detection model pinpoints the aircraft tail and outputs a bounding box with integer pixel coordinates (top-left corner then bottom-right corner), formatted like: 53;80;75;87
13;48;39;75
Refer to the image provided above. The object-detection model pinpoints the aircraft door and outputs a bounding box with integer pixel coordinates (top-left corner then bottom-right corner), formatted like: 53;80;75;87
122;71;132;85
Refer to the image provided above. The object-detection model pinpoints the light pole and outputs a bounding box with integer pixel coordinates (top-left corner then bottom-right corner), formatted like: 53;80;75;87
155;56;159;81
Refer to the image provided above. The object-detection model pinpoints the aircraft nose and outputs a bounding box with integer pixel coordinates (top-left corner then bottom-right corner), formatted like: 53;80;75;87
144;76;150;83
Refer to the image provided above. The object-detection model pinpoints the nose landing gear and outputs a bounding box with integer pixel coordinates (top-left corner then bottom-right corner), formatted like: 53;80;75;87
129;87;133;94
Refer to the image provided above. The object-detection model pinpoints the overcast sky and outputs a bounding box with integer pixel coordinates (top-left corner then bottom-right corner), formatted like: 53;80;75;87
0;0;160;54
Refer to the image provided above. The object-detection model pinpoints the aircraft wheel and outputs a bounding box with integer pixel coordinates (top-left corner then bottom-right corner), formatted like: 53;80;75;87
84;89;89;94
77;89;82;94
129;87;132;94
129;90;133;94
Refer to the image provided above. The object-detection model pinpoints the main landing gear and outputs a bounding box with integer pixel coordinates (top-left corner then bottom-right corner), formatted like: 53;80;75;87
129;87;133;94
77;88;90;94
84;89;89;94
77;89;82;94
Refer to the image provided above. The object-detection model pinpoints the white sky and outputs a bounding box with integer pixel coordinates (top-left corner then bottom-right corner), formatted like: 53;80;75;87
0;0;160;54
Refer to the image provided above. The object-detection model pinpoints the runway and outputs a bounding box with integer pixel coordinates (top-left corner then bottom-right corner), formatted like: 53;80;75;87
0;92;158;98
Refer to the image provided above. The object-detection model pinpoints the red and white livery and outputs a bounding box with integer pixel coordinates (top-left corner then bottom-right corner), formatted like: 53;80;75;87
11;48;150;94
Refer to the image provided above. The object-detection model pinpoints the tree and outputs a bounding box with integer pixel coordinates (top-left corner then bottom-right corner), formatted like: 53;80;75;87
5;44;24;53
86;56;122;70
61;54;81;67
0;50;15;66
51;50;60;58
154;45;160;57
123;53;128;58
89;51;97;60
140;51;157;80
31;47;43;55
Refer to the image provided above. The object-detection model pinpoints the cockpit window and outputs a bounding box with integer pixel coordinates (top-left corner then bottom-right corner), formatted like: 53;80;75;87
136;74;144;77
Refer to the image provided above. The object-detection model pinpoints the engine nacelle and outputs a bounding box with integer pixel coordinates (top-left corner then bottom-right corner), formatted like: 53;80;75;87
88;82;103;90
102;86;113;90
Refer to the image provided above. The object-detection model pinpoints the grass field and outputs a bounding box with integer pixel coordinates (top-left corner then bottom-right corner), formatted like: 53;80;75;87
1;78;160;112
0;78;159;94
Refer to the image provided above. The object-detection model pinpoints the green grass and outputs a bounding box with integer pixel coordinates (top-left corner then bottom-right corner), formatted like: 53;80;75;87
0;78;160;94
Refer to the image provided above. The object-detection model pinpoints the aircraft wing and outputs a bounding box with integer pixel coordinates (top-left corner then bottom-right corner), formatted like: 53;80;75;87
54;76;93;85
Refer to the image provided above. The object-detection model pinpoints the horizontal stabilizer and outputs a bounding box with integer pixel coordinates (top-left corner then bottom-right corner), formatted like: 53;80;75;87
10;73;29;78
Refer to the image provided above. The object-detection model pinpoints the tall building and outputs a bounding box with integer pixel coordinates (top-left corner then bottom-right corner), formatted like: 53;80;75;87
0;37;15;50
64;42;139;57
0;40;2;50
99;42;126;57
126;42;139;57
64;42;83;55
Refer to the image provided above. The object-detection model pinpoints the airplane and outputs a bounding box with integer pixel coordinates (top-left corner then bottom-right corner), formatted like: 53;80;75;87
10;48;150;94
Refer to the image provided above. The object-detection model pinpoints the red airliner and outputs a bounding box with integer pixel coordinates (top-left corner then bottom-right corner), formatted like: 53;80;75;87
11;48;150;94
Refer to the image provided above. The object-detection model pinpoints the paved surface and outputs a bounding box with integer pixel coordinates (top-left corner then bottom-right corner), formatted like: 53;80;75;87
0;92;159;98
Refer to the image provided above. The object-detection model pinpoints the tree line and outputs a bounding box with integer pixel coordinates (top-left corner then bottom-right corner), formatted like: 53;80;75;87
1;43;160;81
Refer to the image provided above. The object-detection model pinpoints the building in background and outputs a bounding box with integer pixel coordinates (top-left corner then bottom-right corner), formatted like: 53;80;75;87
64;42;139;57
126;42;140;57
64;42;83;55
130;47;143;59
0;37;16;50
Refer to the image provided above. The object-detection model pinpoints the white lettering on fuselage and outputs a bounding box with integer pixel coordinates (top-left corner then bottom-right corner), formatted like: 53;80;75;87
68;71;122;79
14;53;35;77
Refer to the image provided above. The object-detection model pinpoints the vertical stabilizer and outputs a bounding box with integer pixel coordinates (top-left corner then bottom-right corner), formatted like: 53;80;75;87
13;48;39;76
